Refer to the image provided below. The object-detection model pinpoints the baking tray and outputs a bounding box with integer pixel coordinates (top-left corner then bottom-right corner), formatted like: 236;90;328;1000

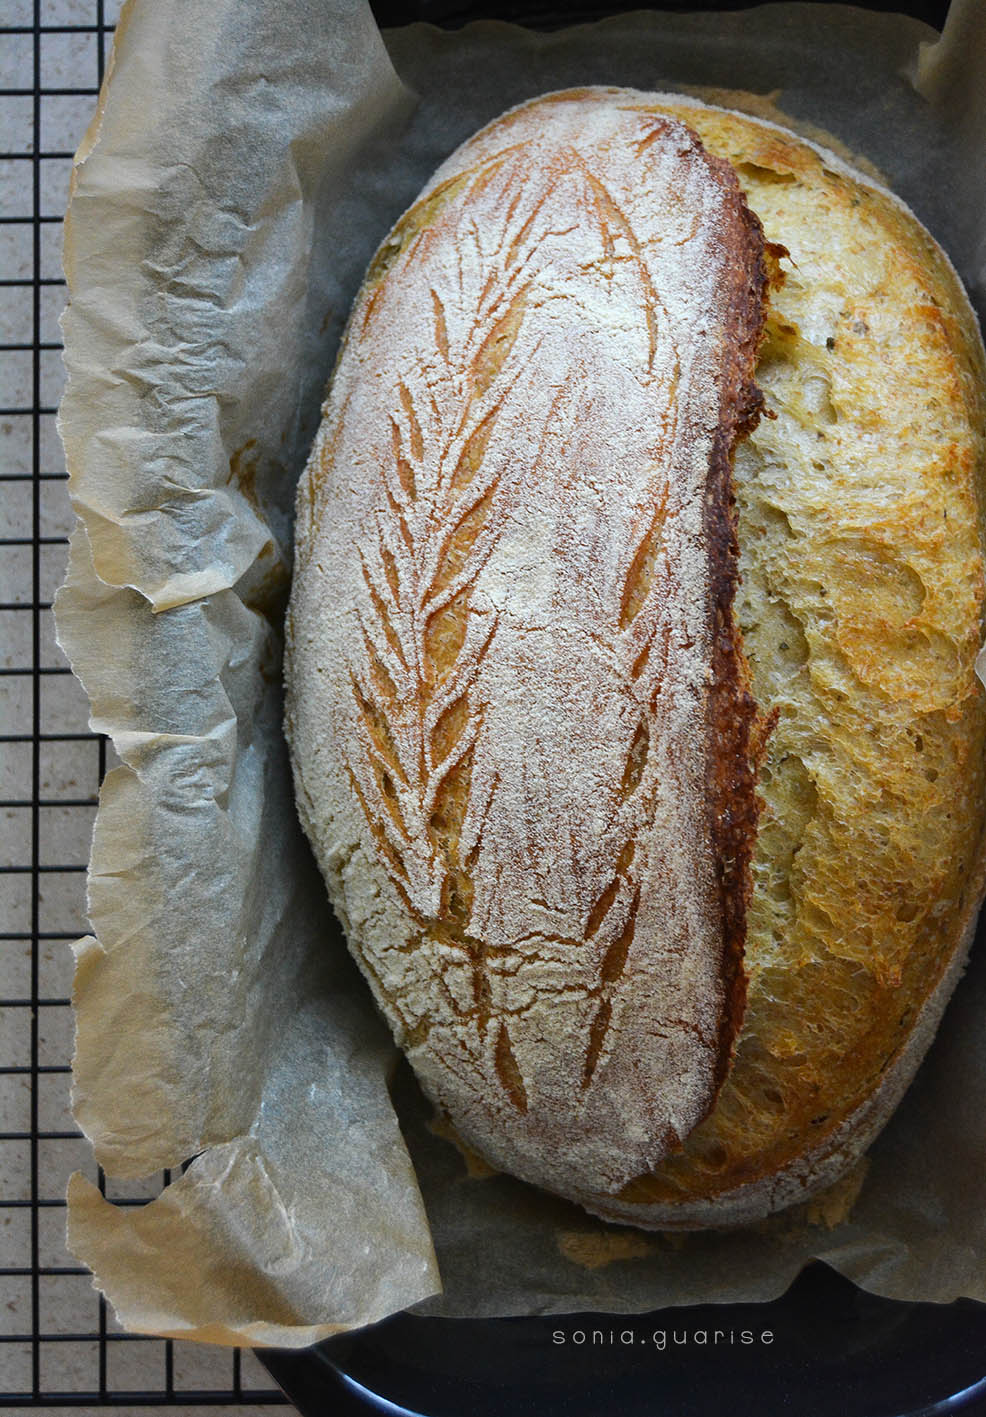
260;1258;986;1416
256;0;986;1413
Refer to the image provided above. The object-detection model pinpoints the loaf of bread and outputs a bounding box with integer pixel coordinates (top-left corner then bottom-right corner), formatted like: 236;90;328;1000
284;89;986;1227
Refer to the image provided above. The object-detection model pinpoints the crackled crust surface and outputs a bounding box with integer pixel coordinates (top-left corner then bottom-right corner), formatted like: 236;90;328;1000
285;91;768;1200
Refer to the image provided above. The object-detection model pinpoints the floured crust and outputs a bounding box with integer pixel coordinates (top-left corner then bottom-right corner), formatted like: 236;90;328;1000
285;90;768;1201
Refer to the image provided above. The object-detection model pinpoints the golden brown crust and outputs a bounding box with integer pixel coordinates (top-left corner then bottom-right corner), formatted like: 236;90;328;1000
700;169;771;1101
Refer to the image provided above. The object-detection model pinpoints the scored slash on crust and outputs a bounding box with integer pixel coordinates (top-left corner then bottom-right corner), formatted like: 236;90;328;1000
344;149;559;1057
294;93;773;1199
344;141;699;1113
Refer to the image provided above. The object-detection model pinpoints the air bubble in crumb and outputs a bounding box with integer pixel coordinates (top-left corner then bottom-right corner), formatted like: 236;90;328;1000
679;86;890;186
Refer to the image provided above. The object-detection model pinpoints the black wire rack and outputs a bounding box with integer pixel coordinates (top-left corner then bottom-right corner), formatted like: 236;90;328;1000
0;1;288;1407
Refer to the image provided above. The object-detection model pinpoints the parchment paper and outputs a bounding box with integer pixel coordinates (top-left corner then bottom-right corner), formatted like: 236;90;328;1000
56;0;986;1348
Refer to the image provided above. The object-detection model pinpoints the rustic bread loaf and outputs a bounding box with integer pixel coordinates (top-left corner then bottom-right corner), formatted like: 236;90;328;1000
284;89;986;1227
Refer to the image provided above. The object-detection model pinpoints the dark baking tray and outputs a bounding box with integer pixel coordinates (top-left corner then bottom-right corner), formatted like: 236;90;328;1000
259;1;985;1412
260;1260;986;1416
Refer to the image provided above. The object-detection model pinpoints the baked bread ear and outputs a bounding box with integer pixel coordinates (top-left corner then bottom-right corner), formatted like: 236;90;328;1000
285;89;986;1226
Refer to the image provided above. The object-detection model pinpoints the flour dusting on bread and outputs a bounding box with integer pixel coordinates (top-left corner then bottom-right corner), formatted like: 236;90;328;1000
286;90;768;1201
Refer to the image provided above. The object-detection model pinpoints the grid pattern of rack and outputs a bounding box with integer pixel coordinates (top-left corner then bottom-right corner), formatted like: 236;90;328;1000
0;2;288;1407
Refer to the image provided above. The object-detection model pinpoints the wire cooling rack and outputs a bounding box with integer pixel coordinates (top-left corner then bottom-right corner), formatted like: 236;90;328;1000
0;1;289;1408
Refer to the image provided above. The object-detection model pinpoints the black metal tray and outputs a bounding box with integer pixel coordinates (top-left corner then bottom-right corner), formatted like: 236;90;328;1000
259;2;982;1412
259;1261;986;1416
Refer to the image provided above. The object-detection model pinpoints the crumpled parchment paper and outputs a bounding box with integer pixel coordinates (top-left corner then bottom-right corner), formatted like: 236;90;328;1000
55;0;986;1347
